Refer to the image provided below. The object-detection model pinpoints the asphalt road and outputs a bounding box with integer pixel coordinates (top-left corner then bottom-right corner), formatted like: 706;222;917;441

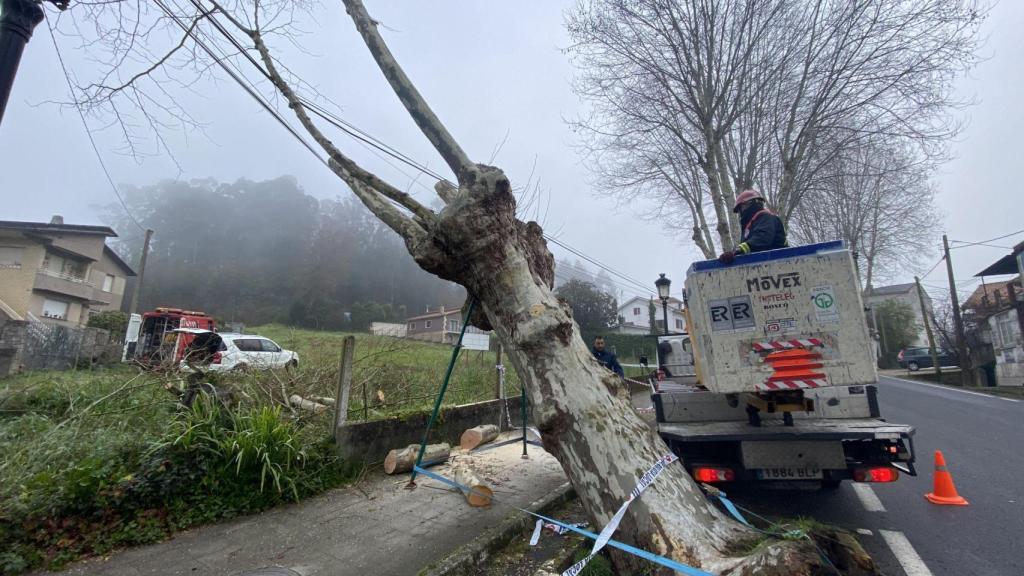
727;375;1024;576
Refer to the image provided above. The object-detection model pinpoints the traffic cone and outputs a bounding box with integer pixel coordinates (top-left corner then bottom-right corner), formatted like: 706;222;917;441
924;450;968;506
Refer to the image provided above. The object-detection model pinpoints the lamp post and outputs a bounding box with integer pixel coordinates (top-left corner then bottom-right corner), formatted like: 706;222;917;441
655;273;671;335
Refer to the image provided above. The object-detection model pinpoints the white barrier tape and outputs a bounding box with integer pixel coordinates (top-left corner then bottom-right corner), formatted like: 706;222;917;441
529;519;543;546
544;521;587;535
562;454;679;576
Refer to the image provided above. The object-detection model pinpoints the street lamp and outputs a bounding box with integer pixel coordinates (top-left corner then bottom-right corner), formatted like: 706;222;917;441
655;273;671;335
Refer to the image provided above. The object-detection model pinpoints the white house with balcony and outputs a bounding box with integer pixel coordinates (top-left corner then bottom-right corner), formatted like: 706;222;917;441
613;295;687;335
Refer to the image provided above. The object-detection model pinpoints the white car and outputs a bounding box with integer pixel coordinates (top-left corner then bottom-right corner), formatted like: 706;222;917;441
178;330;299;372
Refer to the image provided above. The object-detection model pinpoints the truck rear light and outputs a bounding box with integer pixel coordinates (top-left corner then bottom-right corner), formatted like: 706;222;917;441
212;352;222;364
854;467;898;483
693;467;735;483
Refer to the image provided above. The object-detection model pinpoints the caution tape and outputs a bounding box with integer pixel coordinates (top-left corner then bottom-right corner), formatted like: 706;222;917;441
412;464;713;576
564;453;680;576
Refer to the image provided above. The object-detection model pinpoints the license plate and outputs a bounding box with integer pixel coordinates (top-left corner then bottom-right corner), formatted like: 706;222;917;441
757;467;822;480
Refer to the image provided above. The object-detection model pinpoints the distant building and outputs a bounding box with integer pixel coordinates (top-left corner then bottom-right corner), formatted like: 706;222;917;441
0;217;135;327
405;305;488;345
612;295;686;335
864;283;931;347
974;243;1024;386
369;322;407;337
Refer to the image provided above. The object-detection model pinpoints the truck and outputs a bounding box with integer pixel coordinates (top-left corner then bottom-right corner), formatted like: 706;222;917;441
652;241;916;488
123;307;217;369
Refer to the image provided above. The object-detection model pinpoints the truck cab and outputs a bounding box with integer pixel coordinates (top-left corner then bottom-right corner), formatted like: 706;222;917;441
654;241;916;488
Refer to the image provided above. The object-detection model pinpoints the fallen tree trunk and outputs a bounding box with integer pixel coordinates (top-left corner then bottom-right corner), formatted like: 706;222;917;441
384;443;450;475
288;394;329;414
450;462;493;507
459;424;500;451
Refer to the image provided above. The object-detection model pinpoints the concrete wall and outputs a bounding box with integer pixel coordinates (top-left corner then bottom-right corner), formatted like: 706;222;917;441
0;318;27;376
335;396;528;465
46;232;106;262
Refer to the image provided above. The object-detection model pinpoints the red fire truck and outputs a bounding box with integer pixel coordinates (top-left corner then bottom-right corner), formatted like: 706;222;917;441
129;307;216;368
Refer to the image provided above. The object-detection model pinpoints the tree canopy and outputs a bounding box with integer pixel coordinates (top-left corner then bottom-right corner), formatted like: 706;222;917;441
555;279;618;332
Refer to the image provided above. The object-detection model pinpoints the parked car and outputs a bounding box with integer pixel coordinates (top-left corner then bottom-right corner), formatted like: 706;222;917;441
178;330;299;372
897;347;957;371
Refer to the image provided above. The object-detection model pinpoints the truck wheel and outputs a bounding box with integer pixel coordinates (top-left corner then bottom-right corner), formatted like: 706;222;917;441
908;361;920;372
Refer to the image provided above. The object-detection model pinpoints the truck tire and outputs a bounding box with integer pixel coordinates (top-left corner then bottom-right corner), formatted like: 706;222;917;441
908;361;920;371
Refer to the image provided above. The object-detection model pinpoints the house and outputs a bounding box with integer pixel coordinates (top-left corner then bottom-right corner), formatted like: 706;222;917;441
973;243;1024;386
863;283;931;347
0;217;136;327
405;305;488;345
613;295;686;335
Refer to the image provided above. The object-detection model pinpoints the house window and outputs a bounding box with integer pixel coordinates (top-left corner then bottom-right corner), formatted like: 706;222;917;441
102;274;115;292
408;322;416;330
633;307;641;315
448;319;460;332
42;298;69;320
425;320;432;329
675;319;684;330
994;313;1019;349
0;246;23;268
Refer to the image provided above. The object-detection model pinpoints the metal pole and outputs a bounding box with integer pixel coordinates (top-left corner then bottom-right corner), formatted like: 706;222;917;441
661;299;669;335
127;228;153;315
521;380;528;459
409;300;475;485
942;235;971;386
494;344;502;399
915;276;942;379
0;0;43;126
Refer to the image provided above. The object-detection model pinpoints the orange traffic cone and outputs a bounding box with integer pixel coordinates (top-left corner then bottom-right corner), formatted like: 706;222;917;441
924;450;968;506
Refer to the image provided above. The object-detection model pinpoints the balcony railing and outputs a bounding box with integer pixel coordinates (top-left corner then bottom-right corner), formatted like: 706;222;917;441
34;269;94;301
36;267;88;284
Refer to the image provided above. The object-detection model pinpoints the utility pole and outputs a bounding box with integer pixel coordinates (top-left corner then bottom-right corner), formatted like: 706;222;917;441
0;0;43;125
127;229;153;315
942;234;971;386
915;276;942;379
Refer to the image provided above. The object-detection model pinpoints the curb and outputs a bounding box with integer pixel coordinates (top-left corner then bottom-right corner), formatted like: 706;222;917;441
419;481;577;576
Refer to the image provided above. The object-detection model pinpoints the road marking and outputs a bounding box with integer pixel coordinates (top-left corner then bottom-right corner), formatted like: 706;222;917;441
880;530;933;576
856;528;873;536
882;375;1021;403
851;483;886;512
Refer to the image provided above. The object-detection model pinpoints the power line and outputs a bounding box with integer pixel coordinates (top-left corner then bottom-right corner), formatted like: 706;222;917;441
45;14;145;233
950;228;1024;248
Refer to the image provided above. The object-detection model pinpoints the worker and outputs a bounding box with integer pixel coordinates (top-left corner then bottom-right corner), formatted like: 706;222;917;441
591;336;624;377
719;188;788;264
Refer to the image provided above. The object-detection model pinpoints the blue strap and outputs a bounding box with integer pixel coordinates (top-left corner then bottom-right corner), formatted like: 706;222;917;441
716;494;753;528
413;465;715;576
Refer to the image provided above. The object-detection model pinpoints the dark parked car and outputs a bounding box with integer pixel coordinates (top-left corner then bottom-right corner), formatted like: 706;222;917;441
897;347;958;371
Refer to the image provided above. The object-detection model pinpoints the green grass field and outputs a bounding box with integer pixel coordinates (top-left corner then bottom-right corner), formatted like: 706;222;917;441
0;325;519;574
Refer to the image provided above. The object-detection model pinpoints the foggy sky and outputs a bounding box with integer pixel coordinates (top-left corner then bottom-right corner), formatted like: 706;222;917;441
1;1;1021;305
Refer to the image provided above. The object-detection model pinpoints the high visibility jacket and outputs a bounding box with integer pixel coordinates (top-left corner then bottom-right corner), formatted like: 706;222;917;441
736;209;788;255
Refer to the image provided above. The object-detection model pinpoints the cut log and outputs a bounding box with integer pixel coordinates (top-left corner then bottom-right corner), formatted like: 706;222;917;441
383;443;450;475
460;424;500;450
450;462;493;507
288;394;329;414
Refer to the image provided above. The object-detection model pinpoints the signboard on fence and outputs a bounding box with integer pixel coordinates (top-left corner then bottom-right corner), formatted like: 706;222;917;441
461;332;490;351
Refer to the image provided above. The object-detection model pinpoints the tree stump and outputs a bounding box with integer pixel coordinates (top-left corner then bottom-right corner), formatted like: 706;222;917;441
460;424;500;450
383;443;450;475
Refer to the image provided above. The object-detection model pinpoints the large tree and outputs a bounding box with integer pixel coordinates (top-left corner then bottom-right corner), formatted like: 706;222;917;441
555;279;618;332
56;0;841;572
568;0;985;263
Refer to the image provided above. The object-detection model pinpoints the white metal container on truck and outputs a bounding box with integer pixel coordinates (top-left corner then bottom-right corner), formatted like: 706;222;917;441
652;241;916;488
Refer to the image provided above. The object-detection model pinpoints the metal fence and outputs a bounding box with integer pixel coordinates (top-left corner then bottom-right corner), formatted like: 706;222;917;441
19;314;112;371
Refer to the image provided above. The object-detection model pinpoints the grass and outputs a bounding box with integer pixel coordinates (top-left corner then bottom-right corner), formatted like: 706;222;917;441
0;325;523;574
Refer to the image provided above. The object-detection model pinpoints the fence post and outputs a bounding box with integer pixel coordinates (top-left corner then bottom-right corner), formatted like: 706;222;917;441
494;344;502;399
332;336;356;442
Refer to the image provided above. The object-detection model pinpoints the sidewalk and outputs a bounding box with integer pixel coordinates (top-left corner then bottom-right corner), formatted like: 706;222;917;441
43;437;568;576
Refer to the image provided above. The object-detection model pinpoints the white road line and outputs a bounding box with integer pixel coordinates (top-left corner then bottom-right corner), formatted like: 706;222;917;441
882;375;1021;403
880;530;934;576
851;483;886;512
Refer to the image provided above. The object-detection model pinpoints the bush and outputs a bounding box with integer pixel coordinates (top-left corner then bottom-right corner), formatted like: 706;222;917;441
86;311;129;341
